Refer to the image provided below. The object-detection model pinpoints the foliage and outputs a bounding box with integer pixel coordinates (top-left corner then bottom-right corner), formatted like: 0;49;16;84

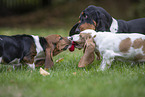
136;0;145;17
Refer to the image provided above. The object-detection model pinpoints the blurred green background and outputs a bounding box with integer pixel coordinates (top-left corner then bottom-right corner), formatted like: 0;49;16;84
0;0;145;29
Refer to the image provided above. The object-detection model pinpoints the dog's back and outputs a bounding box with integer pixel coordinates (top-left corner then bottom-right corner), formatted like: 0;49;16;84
0;35;35;63
93;32;145;62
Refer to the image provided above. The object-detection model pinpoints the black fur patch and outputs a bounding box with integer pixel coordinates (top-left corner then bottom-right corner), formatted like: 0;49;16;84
0;34;34;64
39;37;48;52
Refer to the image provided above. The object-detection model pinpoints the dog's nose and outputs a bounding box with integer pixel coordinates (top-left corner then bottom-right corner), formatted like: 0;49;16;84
67;36;73;40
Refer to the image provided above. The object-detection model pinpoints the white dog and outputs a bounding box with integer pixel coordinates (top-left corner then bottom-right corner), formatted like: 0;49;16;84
71;29;145;71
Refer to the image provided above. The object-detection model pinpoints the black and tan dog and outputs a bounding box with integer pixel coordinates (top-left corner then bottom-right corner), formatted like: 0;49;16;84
69;5;145;36
0;34;71;69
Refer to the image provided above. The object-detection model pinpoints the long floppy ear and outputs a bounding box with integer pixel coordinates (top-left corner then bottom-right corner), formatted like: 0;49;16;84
44;35;62;69
78;38;95;67
96;11;107;31
69;23;80;36
44;42;55;69
95;10;112;31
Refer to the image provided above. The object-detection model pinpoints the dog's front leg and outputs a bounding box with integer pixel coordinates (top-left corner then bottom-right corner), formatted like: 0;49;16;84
99;58;107;71
99;58;113;71
99;50;115;71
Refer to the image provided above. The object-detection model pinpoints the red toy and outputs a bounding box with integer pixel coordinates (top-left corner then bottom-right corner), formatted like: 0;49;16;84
69;41;75;52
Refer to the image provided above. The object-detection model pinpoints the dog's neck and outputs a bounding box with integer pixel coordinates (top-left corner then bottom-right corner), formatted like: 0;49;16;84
31;35;45;54
90;31;114;49
110;17;118;33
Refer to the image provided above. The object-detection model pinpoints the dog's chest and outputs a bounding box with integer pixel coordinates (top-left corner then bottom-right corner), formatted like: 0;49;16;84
31;35;43;54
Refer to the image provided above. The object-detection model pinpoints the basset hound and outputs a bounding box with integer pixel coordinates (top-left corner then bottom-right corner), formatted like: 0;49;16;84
0;34;71;69
69;5;145;36
70;29;145;70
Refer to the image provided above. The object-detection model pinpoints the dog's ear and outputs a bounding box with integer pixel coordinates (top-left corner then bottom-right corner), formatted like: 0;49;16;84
69;23;80;36
78;37;95;67
44;35;61;69
96;9;114;31
94;11;108;31
44;42;55;69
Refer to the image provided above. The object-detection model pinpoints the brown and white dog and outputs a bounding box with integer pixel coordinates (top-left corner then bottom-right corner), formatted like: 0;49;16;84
71;29;145;71
0;34;71;69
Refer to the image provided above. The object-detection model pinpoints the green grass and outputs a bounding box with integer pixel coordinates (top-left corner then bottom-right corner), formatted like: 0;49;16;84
0;28;145;97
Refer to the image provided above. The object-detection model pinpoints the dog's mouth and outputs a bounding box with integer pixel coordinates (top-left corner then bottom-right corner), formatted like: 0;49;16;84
69;41;76;52
69;41;83;52
73;41;83;49
67;36;83;52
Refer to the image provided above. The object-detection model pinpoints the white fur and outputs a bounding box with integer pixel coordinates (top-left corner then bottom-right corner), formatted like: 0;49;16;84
31;35;43;54
110;17;118;33
73;29;145;71
28;63;35;70
71;34;80;41
31;35;45;69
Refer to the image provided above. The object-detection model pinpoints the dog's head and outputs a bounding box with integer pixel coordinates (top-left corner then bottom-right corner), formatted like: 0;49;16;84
69;32;96;67
73;33;92;49
45;35;71;54
44;35;71;68
69;5;112;36
70;29;96;50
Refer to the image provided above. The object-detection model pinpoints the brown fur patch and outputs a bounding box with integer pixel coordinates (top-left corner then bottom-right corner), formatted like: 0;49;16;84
43;35;71;68
119;38;132;53
132;38;143;49
78;38;95;67
23;42;37;64
35;59;45;67
132;38;145;54
134;54;145;61
56;37;71;51
75;33;92;48
142;40;145;54
79;23;95;31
